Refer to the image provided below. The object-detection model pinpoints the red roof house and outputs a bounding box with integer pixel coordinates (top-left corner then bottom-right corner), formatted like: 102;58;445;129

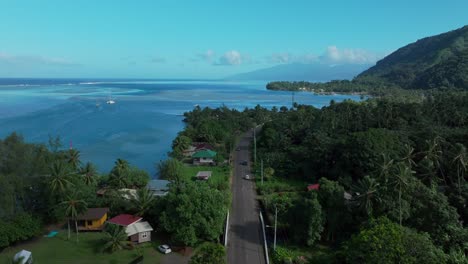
107;214;142;226
307;184;320;191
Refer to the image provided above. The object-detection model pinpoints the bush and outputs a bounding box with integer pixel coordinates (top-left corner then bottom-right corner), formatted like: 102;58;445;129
0;213;42;248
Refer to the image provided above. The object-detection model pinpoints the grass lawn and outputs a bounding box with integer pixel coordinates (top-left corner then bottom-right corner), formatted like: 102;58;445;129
181;165;230;188
0;231;162;264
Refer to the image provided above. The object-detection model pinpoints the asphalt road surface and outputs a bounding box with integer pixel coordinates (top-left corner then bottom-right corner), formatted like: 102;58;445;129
227;130;266;264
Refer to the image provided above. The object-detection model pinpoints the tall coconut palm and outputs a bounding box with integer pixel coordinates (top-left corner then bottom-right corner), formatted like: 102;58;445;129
114;158;129;171
452;143;467;195
60;193;87;242
109;167;129;189
132;188;155;216
101;224;132;253
66;149;81;171
48;161;73;194
79;162;97;186
351;175;380;217
392;162;413;226
401;144;417;169
376;153;394;185
421;137;445;184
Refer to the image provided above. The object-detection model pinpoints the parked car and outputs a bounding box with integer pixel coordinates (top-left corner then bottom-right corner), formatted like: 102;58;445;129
244;174;250;180
158;245;171;254
240;160;248;166
235;147;241;151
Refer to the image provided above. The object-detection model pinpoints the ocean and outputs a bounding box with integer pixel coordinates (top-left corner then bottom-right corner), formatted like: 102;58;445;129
0;79;362;176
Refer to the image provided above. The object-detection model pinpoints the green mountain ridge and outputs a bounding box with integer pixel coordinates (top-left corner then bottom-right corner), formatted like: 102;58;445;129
357;25;468;89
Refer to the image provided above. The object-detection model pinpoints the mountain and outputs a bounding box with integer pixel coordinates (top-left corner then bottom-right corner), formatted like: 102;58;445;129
226;63;372;82
357;25;468;89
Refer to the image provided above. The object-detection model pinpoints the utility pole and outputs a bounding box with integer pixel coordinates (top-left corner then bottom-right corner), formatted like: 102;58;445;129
253;127;257;165
274;206;277;251
261;159;264;185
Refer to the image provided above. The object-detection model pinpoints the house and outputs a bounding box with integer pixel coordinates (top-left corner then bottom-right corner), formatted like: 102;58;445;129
307;184;320;191
13;250;33;264
196;171;212;180
183;142;215;157
192;150;217;165
147;179;170;196
107;214;153;244
76;208;109;231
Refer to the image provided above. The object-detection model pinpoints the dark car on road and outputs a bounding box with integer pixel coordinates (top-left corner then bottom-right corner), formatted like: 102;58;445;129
240;160;248;166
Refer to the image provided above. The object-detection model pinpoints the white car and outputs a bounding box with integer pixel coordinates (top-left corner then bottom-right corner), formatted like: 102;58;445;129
158;244;172;254
244;174;250;180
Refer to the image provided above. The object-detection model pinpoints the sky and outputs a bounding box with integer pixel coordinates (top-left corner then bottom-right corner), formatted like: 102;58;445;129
0;0;467;79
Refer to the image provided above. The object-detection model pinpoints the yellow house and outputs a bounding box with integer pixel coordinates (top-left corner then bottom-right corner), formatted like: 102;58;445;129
75;208;109;231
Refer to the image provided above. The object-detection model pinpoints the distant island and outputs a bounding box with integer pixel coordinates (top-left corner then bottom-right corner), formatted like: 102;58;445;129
225;63;371;82
267;25;468;94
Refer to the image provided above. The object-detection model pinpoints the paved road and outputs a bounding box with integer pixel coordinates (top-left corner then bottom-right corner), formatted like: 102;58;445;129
227;130;266;264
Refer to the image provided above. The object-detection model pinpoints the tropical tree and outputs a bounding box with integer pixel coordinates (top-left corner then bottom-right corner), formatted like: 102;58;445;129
60;193;87;242
79;162;97;186
421;137;445;184
190;242;226;264
351;175;381;217
101;224;132;253
392;162;412;226
157;159;184;184
172;135;192;158
132;188;155;216
109;167;129;189
452;143;467;195
66;149;81;171
47;161;73;194
114;158;129;172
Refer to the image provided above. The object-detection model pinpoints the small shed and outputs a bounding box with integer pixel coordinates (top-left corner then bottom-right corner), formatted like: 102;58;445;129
196;171;212;180
13;250;33;264
147;180;170;196
107;214;153;244
76;208;109;231
126;221;153;243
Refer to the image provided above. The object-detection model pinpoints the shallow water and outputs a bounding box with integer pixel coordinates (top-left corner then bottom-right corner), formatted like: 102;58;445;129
0;79;362;176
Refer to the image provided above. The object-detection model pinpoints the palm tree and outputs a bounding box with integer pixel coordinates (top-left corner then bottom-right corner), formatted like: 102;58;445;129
101;224;132;253
392;162;413;226
114;158;129;171
109;167;129;189
66;149;81;171
452;143;467;195
351;175;380;217
421;137;445;184
60;193;87;242
132;188;155;216
79;162;97;186
401;144;417;168
48;161;73;194
376;153;394;185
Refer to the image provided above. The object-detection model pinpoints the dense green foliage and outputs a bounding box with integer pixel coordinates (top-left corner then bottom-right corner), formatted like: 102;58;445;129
159;181;229;246
190;242;226;264
357;25;468;89
176;91;468;261
342;217;446;264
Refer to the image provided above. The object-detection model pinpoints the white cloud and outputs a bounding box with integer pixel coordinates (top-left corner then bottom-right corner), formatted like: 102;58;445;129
320;46;380;64
215;50;243;65
267;46;382;65
0;52;77;66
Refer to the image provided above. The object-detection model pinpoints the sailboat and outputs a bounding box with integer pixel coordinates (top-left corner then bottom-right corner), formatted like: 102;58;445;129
106;89;116;104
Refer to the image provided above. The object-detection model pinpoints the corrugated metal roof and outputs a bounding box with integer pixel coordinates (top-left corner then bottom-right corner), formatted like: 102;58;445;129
192;150;217;158
125;221;154;236
107;214;142;226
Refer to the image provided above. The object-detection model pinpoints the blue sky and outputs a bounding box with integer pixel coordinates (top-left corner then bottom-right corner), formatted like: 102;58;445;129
0;0;467;78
